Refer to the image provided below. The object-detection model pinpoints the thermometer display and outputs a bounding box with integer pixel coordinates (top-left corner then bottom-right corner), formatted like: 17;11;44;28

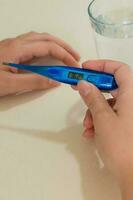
68;72;84;80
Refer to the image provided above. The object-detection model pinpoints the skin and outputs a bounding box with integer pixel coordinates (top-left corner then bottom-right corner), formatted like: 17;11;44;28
77;60;133;200
0;32;132;199
0;31;80;96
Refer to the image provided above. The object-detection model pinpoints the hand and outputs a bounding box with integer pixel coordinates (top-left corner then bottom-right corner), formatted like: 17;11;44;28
0;32;80;96
77;60;133;200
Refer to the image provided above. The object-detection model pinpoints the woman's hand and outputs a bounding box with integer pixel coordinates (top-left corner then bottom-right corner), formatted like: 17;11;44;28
0;32;80;96
78;60;133;200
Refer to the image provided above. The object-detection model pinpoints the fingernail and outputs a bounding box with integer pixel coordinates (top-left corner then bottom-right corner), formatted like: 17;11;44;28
78;81;92;96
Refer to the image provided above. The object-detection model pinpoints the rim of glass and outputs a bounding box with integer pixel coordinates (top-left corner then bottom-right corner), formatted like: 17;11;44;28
88;0;133;26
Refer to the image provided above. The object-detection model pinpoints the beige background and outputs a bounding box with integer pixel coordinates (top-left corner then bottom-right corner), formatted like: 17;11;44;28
0;0;120;199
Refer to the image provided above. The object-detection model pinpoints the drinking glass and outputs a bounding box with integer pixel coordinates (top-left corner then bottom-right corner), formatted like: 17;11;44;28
88;0;133;67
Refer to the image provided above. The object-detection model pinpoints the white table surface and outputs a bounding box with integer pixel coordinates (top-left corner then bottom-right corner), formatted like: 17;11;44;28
0;0;121;199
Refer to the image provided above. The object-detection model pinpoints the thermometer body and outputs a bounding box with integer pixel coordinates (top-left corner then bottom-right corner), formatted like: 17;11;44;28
3;63;118;91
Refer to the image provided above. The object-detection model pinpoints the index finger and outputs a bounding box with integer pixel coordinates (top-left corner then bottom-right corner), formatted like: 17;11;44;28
19;41;80;67
82;59;133;90
16;32;80;62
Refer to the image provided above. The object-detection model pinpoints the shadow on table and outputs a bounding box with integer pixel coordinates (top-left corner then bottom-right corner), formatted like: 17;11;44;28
0;88;55;111
0;123;120;200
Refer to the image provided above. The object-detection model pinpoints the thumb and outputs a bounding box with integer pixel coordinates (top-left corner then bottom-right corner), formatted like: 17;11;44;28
78;81;114;126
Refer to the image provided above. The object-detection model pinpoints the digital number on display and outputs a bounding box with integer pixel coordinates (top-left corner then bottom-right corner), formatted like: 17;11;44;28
68;72;84;80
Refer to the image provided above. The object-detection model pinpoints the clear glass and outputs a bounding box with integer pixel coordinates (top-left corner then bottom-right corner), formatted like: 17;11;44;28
88;0;133;67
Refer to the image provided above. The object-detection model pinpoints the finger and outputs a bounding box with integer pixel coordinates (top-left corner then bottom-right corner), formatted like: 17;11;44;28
16;31;37;39
0;64;18;73
83;128;95;138
83;109;93;129
78;81;116;127
16;32;80;62
83;60;133;116
0;70;13;96
11;73;60;94
16;32;50;40
82;60;132;90
110;89;118;98
22;41;80;67
0;38;14;49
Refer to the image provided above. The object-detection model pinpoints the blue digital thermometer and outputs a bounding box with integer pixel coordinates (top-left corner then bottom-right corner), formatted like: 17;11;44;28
3;63;118;91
